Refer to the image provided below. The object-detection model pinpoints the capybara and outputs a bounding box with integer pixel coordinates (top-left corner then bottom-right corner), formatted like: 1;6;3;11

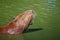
0;10;35;34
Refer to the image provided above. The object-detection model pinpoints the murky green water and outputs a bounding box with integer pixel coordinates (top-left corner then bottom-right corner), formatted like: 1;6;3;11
0;0;60;40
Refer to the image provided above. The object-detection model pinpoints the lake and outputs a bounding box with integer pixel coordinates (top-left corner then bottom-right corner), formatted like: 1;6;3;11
0;0;60;40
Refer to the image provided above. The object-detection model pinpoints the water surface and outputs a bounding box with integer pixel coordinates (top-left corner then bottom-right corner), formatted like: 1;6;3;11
0;0;60;40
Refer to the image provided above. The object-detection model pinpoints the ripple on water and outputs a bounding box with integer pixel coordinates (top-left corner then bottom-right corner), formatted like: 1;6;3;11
48;0;56;9
43;14;49;17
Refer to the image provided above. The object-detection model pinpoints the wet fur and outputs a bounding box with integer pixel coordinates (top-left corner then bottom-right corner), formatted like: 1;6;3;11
0;10;35;34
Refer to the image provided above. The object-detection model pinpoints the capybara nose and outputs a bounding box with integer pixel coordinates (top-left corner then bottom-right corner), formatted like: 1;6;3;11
29;10;34;14
27;10;36;18
26;10;34;15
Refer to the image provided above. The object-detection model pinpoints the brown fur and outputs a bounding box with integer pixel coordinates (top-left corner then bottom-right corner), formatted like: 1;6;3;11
0;10;34;34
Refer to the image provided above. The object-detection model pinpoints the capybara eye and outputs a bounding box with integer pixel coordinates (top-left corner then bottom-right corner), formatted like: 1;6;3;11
14;19;17;22
29;21;33;25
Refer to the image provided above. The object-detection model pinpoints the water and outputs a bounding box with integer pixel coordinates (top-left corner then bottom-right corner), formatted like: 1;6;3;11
0;0;60;40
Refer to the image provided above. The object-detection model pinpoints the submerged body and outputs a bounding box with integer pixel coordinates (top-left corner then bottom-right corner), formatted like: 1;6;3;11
0;10;35;34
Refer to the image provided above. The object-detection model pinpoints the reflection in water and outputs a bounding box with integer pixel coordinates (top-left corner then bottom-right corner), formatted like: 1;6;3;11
0;28;43;40
0;34;24;40
23;28;43;33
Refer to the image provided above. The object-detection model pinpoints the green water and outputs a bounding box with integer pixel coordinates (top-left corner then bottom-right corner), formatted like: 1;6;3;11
0;0;60;40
